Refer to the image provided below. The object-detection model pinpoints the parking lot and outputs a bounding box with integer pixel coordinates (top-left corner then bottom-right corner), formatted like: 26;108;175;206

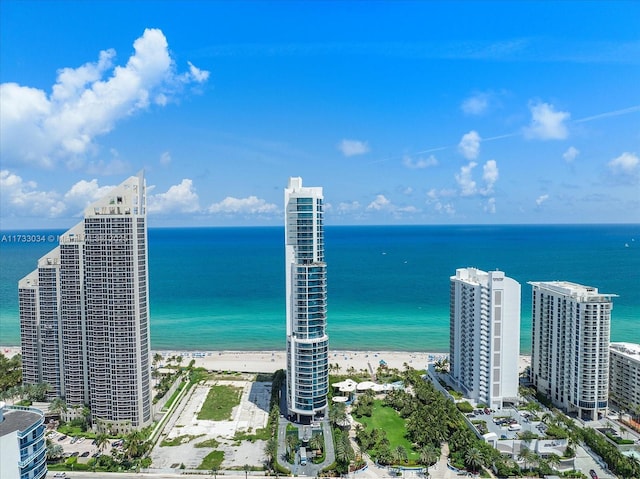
46;430;106;463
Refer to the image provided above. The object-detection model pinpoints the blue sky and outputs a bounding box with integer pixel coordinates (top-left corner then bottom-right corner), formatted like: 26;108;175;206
1;1;639;229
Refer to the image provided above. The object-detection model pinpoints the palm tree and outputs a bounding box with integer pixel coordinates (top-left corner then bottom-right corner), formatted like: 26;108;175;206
210;466;218;479
264;437;277;469
95;433;109;454
464;446;483;474
393;445;408;464
419;444;440;467
124;430;146;459
546;452;561;471
329;402;347;428
286;434;298;462
243;463;250;479
310;433;324;454
49;397;67;415
518;446;538;472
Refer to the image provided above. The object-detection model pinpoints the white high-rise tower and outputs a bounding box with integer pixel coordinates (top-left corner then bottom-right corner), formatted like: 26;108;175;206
284;177;329;422
530;281;613;421
449;267;521;409
19;173;151;431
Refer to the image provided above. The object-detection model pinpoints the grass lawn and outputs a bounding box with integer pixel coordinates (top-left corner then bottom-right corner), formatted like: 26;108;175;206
160;434;204;447
197;384;243;421
197;450;224;469
355;399;419;461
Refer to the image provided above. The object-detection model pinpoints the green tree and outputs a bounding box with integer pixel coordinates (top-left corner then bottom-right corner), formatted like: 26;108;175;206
464;447;483;474
95;433;110;454
47;442;64;460
264;437;277;469
393;445;408;464
419;444;440;466
329;402;347;427
310;433;323;454
49;397;67;415
286;433;298;462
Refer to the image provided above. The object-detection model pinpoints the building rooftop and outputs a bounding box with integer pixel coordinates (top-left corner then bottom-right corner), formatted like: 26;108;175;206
610;342;640;360
0;407;42;436
528;280;617;301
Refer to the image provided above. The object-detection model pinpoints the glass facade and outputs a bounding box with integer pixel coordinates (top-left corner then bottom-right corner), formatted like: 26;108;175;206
285;178;329;420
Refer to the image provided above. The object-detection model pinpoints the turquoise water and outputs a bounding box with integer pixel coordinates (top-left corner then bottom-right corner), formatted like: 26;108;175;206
1;224;638;352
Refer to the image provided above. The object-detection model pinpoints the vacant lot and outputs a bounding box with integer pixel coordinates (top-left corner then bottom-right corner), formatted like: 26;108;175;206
197;384;243;421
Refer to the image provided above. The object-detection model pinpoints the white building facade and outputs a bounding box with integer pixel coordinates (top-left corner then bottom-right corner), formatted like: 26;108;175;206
19;173;152;430
530;281;613;421
284;177;329;422
449;268;521;409
609;342;640;418
0;403;47;479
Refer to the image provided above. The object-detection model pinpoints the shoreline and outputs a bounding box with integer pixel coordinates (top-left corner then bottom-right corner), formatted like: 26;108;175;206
1;345;531;375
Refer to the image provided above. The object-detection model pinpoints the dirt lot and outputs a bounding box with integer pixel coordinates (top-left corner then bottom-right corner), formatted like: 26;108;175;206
150;376;271;470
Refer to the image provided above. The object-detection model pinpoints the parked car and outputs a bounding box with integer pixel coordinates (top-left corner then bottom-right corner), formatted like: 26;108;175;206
589;470;599;479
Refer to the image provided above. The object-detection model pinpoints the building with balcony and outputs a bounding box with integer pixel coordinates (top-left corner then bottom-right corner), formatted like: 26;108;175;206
0;402;47;479
530;281;614;421
19;173;152;431
284;177;329;422
449;267;521;409
609;342;640;418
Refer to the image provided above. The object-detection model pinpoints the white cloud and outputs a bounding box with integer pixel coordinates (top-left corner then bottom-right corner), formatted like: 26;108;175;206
402;154;438;169
337;201;361;213
0;28;209;168
563;146;580;163
187;61;210;83
484;197;496;214
434;201;455;215
0;170;66;217
458;130;481;160
338;139;370;157
208;196;278;215
64;179;116;212
367;194;391;211
160;151;172;165
608;152;639;175
455;161;478;196
524;101;570;140
536;194;550;206
148;179;200;214
461;92;489;115
481;159;499;194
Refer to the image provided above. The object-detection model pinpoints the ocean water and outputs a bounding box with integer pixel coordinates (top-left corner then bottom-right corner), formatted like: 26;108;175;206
0;224;638;353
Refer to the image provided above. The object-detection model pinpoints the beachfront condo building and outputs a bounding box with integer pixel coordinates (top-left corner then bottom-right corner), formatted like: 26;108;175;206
284;177;329;422
449;267;521;409
0;402;47;479
609;342;640;419
530;281;614;421
19;173;152;431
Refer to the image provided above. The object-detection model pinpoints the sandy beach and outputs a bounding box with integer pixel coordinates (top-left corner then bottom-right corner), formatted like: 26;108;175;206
2;345;531;375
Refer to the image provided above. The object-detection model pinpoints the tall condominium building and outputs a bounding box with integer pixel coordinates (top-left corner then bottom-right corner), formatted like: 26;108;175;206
284;177;329;422
19;173;151;431
609;342;640;418
449;268;521;409
0;402;47;479
530;281;614;421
